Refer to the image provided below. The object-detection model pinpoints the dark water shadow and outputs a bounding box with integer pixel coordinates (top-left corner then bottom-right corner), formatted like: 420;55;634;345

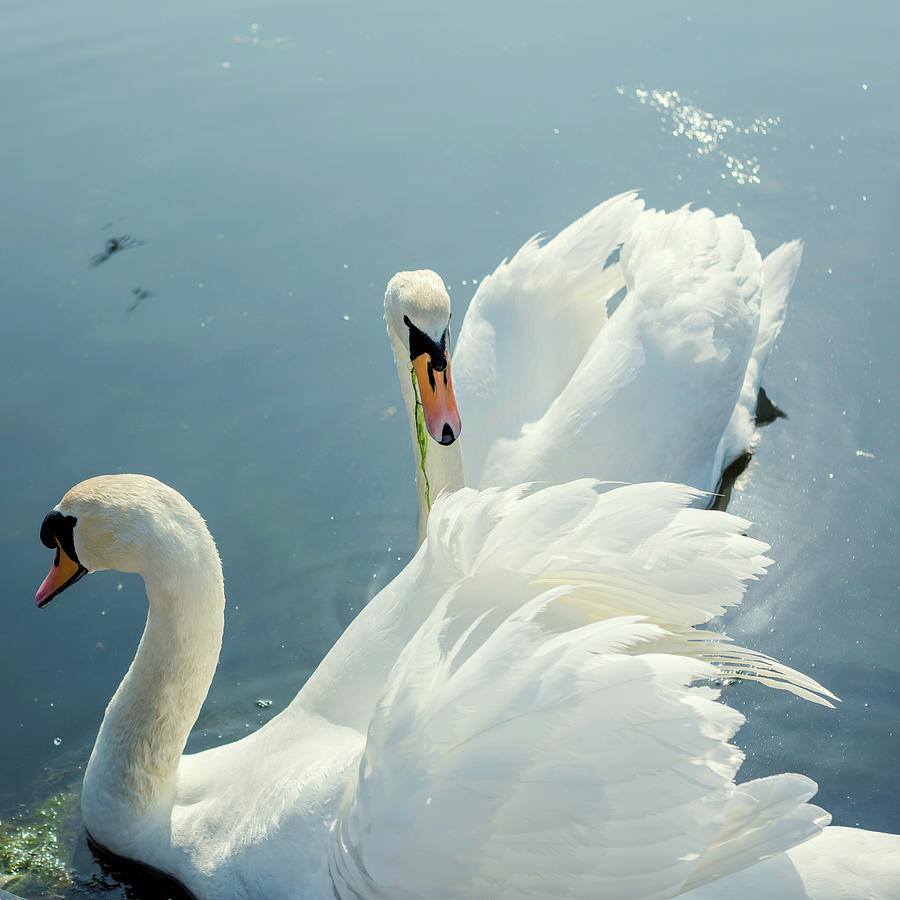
66;835;194;900
710;450;753;512
126;288;154;316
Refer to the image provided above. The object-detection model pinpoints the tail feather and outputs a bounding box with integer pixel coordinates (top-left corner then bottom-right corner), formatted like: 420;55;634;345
719;240;802;470
755;240;802;370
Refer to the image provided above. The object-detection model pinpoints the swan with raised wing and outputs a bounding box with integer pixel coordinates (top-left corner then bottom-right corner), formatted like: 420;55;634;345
33;473;900;899
385;193;801;541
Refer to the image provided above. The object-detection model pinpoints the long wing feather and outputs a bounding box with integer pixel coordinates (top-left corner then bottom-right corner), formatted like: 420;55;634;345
477;206;765;494
330;603;747;900
323;480;834;899
453;192;644;481
299;480;833;737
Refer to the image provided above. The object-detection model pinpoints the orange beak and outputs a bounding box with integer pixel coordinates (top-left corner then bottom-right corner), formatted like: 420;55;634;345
412;353;461;445
35;540;87;608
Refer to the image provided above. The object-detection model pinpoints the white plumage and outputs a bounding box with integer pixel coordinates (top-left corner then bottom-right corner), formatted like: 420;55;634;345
38;474;900;899
386;193;802;539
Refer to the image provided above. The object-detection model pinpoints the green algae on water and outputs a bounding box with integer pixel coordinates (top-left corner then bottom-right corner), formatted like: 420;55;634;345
0;791;77;897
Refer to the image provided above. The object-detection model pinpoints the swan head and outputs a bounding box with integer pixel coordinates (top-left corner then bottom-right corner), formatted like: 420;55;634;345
34;474;213;608
385;270;461;446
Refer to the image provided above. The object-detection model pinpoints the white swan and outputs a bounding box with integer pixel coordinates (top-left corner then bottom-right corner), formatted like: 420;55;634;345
385;192;802;541
33;474;899;899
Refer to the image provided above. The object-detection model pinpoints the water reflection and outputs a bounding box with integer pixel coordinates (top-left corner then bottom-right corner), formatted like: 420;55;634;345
80;838;193;900
126;287;154;316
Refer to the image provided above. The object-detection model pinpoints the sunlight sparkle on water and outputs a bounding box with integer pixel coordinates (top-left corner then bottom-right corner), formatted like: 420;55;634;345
231;22;292;50
619;86;781;185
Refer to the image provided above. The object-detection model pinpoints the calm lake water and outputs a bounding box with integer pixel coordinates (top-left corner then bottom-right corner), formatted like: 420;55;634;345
2;0;898;895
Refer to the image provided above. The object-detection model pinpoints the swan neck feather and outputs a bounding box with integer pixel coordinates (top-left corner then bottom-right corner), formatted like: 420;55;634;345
82;542;225;852
389;327;465;544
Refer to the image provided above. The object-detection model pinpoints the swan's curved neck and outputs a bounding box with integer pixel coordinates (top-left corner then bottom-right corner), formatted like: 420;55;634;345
390;330;465;544
82;539;224;848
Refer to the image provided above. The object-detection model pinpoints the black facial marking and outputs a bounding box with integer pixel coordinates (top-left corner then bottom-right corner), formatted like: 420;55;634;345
37;510;88;607
403;315;450;376
40;510;83;567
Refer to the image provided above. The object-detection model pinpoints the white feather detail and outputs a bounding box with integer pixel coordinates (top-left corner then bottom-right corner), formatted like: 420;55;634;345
452;200;798;501
323;480;836;899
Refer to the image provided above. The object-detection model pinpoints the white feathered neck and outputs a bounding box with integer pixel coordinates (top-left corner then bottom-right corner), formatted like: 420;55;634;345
62;477;226;855
384;278;465;544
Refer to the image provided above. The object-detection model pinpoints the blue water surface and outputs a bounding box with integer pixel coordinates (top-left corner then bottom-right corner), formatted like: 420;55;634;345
1;1;898;895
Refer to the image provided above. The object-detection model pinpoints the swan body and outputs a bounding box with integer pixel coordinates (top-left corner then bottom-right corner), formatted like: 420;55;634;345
385;193;802;540
33;474;900;898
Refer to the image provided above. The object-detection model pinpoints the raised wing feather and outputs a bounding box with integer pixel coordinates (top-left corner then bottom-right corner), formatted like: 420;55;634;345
453;191;644;480
330;607;744;900
323;480;833;898
299;479;833;738
477;206;764;493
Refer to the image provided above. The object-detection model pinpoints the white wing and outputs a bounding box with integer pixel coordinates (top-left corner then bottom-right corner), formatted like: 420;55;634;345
456;201;798;498
477;206;764;493
331;609;744;900
326;481;833;899
453;191;643;481
297;480;833;736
